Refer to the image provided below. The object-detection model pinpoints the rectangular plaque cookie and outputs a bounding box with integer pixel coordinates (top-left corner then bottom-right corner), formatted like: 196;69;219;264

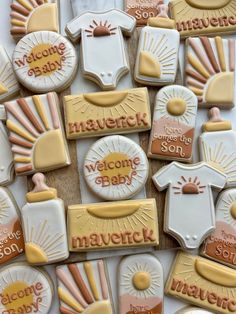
67;199;159;252
165;252;236;314
64;88;151;139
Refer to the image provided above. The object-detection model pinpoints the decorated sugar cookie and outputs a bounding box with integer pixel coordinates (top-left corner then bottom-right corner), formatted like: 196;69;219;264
64;88;151;139
199;108;236;188
0;187;24;264
0;122;14;186
0;263;53;314
68;199;159;252
84;135;149;200
176;308;215;314
56;260;114;314
10;0;59;40
66;9;136;90
21;173;68;265
148;85;198;162
119;254;163;314
0;46;20;103
185;37;235;108
165;252;236;314
5;92;71;175
12;31;78;93
152;162;226;249
134;3;180;86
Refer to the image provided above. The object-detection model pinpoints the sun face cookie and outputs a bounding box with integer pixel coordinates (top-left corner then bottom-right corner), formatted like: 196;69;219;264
0;263;53;314
68;199;159;252
56;260;114;314
84;135;149;201
148;85;198;162
64;88;151;139
185;37;235;108
66;9;136;90
119;254;163;314
152;162;226;249
176;308;215;314
5;92;70;176
165;252;236;314
10;0;59;40
12;31;78;93
0;122;14;186
134;4;180;86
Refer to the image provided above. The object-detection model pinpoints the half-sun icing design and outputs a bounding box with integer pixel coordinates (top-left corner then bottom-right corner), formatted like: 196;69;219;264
173;176;206;195
85;20;117;37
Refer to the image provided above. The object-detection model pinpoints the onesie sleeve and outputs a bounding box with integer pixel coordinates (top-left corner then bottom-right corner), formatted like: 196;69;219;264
152;163;175;191
113;9;136;35
205;165;227;190
66;13;87;41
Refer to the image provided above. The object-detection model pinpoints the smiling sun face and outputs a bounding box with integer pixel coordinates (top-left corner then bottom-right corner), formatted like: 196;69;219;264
173;176;206;195
85;20;117;37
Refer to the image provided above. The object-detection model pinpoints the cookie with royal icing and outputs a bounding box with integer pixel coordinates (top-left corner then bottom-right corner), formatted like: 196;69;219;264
176;308;215;314
10;0;59;40
0;122;14;186
152;162;226;249
66;9;136;90
56;260;114;314
84;135;149;201
148;85;198;162
119;254;163;314
12;31;78;93
5;92;71;175
185;37;235;108
0;263;53;314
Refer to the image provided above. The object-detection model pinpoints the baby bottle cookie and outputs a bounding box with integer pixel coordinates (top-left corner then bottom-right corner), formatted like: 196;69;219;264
119;254;163;314
66;9;136;90
0;122;14;186
148;85;198;162
152;162;226;249
199;107;236;188
134;3;180;86
21;173;69;265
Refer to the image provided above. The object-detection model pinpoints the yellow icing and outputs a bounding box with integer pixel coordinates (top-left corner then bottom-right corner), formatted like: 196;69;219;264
147;17;175;29
215;37;226;71
58;287;84;312
11;19;26;27
25;242;48;264
230;203;236;220
18;0;33;11
14;157;31;163
202;121;232;132
0;83;8;95
186;0;230;9
7;120;36;143
84;262;99;301
33;95;50;130
189;87;203;96
187;54;210;79
83;91;128;107
85;301;113;314
139;51;161;78
132;272;151;290
87;204;139;218
26;188;57;203
100;153;131;178
27;4;58;33
33;129;67;170
167;98;186;116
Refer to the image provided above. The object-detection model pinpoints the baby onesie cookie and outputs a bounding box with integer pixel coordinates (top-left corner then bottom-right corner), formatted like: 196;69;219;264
21;173;68;265
185;37;235;108
134;4;180;86
0;263;53;314
0;46;20;103
148;85;198;162
202;188;236;268
0;187;24;264
66;9;136;90
56;260;114;314
199;108;236;188
5;92;70;175
12;31;78;93
84;135;149;201
165;252;236;314
68;199;159;251
10;0;59;40
64;88;151;139
176;308;215;314
0;122;14;186
152;162;226;249
170;0;236;38
119;254;163;314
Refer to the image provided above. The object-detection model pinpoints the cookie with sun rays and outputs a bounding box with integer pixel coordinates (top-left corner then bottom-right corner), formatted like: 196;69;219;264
10;0;59;40
83;135;149;201
56;260;114;314
5;92;70;176
12;31;78;93
64;88;151;139
148;85;198;162
202;188;236;269
185;37;235;108
0;187;24;264
176;307;215;314
119;254;163;314
68;199;159;251
0;263;53;314
165;252;236;314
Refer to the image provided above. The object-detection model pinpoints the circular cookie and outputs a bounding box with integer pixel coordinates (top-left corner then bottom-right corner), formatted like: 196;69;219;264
12;31;78;93
84;135;149;200
0;263;53;314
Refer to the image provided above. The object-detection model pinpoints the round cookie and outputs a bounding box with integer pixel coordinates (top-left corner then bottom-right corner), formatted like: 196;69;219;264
0;263;53;313
12;31;78;93
83;135;149;200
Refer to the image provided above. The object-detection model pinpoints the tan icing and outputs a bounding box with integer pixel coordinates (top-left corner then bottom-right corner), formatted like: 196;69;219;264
27;4;58;33
87;204;139;218
85;301;113;314
26;189;57;203
0;83;8;95
231;203;236;220
25;242;48;264
167;98;186;116
139;51;161;78
186;0;231;9
132;271;151;290
147;17;175;29
83;91;128;107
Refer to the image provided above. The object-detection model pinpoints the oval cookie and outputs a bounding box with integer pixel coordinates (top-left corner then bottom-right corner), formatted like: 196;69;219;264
84;135;149;200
